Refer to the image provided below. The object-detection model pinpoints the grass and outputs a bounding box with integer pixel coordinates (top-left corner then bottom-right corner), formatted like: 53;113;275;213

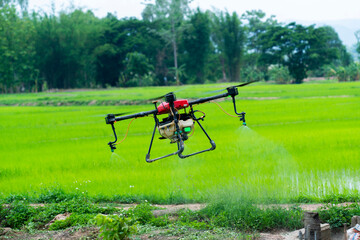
0;81;359;203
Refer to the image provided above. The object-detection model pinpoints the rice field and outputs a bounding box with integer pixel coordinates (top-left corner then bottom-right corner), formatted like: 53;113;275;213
0;81;359;203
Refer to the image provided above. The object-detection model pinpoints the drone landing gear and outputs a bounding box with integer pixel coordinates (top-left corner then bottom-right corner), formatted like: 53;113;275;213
145;106;217;162
178;116;216;159
145;117;185;163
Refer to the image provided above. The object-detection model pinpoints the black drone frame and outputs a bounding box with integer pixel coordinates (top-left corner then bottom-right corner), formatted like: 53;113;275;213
105;85;249;163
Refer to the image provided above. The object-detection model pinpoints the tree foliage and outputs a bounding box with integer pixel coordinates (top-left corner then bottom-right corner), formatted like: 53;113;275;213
259;23;345;83
0;3;354;92
182;8;210;83
0;4;35;93
142;0;192;85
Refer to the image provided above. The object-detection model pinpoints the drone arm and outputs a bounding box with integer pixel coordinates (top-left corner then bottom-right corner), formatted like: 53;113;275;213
115;109;157;121
230;94;247;125
189;87;246;125
106;109;158;124
107;123;118;152
189;92;229;106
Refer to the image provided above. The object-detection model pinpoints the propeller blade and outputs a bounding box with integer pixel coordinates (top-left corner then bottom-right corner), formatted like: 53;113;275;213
230;80;259;88
113;112;133;117
148;86;190;101
205;80;259;95
205;89;227;94
90;112;132;118
149;92;174;101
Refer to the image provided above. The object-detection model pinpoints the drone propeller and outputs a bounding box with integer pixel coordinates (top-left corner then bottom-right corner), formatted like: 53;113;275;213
231;80;259;88
149;92;174;101
206;80;259;94
112;112;133;117
91;112;132;118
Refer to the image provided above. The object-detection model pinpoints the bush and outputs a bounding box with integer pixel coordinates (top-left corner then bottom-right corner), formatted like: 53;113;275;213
1;201;36;229
318;203;360;228
150;215;171;227
92;214;137;240
56;196;118;215
3;196;119;230
346;63;360;81
336;67;348;82
37;186;69;203
268;65;292;84
130;202;155;225
241;66;265;82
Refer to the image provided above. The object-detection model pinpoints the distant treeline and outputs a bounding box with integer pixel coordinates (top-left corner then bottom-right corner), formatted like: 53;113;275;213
0;0;359;93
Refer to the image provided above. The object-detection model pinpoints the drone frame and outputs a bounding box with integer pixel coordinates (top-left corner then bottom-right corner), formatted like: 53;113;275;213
105;85;249;163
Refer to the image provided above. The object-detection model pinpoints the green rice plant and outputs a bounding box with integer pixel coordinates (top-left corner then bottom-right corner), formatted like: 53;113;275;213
0;81;359;106
0;82;359;203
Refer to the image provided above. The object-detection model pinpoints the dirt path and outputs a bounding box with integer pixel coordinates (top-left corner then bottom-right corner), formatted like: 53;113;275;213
118;201;353;212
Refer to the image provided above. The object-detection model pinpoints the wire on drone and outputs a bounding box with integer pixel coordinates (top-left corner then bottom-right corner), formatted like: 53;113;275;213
211;101;238;118
116;118;137;145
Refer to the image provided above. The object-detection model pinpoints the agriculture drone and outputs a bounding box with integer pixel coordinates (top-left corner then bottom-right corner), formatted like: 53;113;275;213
105;81;257;163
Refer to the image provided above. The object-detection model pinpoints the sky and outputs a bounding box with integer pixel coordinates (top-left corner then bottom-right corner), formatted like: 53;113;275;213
28;0;360;22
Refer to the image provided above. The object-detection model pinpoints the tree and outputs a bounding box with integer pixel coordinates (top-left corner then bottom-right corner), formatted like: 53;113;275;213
182;8;210;83
122;52;153;86
212;11;245;82
241;10;279;81
0;4;36;93
142;0;191;85
94;16;162;87
33;9;102;89
356;30;360;60
0;0;28;11
259;23;346;83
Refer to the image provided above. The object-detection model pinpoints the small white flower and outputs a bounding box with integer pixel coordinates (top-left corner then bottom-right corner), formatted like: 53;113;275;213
76;188;79;190
129;185;134;188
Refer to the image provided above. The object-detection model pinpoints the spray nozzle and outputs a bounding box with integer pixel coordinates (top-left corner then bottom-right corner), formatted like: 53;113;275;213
108;142;116;152
239;112;246;126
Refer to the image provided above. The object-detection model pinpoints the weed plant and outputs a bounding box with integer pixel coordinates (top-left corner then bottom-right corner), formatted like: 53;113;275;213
92;214;137;240
48;213;96;230
0;199;331;237
199;193;303;231
318;203;360;228
0;196;119;230
0;201;35;229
